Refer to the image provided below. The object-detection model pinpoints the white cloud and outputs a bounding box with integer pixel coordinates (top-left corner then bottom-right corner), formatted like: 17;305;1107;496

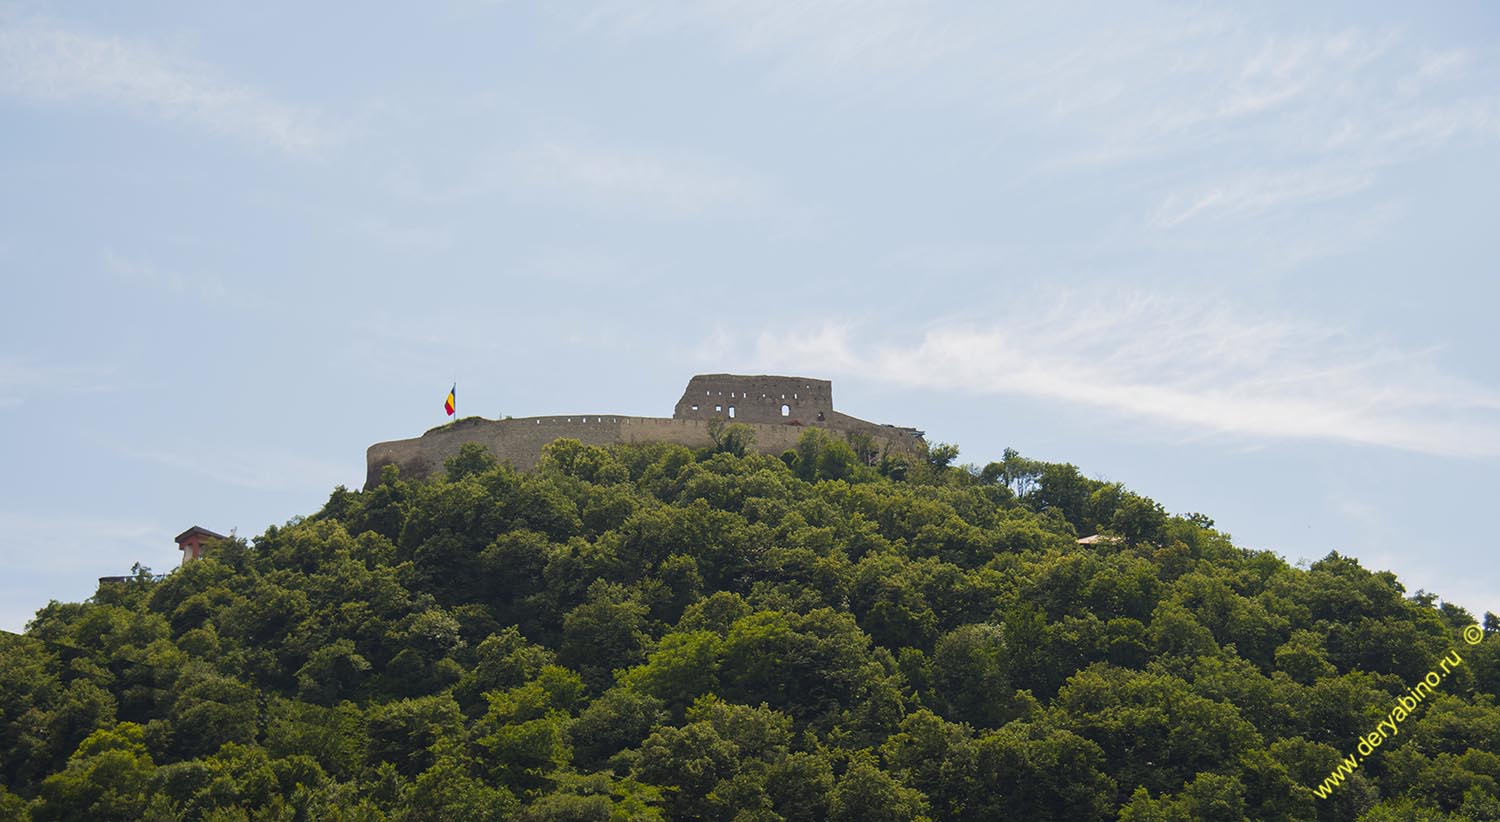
103;252;232;303
382;137;774;220
1151;168;1376;228
0;510;177;632
114;443;353;494
573;3;1500;236
0;15;336;154
0;511;164;575
510;140;770;218
577;0;970;83
0;355;114;407
348;218;454;254
733;291;1500;458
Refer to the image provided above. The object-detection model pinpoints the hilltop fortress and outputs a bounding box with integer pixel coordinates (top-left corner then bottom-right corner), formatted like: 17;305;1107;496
365;374;926;489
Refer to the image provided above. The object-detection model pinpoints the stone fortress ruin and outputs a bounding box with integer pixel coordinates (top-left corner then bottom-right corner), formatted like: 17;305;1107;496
365;374;926;489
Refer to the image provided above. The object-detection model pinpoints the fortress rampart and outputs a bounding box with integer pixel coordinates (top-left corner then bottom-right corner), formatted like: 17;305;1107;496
364;374;925;488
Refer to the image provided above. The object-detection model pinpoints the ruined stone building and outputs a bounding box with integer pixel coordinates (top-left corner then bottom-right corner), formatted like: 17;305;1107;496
365;374;925;488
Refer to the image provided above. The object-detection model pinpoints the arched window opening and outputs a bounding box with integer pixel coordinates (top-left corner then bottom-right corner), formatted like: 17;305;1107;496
728;405;736;419
781;404;790;417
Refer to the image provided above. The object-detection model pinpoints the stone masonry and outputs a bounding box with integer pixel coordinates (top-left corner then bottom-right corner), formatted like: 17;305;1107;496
364;374;925;489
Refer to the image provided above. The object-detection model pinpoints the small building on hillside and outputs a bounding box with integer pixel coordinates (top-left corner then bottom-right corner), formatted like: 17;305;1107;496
175;526;226;564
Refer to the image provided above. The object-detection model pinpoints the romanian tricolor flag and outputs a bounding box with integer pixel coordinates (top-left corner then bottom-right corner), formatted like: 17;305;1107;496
444;384;456;417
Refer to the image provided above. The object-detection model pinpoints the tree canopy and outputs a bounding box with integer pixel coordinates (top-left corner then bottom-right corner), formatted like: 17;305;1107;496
1;432;1496;820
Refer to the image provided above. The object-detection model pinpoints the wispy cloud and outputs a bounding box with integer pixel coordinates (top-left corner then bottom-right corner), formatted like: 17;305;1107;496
103;251;232;303
1151;168;1376;228
578;1;972;86
348;218;454;255
0;356;114;407
1138;32;1498;229
114;443;352;494
0;15;336;153
382;137;773;220
572;3;1500;237
0;510;173;632
509;140;771;218
728;291;1500;458
0;510;164;574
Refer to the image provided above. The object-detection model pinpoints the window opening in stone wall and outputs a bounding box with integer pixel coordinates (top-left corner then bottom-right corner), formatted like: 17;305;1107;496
691;404;699;411
728;406;736;418
715;405;722;412
781;404;790;417
817;412;826;421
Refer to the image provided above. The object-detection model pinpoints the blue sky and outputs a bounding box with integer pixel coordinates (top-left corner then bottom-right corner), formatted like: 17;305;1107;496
2;1;1497;633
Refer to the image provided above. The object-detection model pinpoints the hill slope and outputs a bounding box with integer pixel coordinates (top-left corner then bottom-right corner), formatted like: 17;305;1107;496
3;431;1498;821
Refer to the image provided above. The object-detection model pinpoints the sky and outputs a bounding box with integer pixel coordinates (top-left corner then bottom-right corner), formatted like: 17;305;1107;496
1;1;1497;633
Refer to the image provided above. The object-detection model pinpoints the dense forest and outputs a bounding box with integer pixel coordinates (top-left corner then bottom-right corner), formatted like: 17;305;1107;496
2;427;1498;821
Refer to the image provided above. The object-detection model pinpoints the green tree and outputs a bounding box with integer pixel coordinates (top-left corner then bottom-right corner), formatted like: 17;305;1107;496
925;443;960;471
719;609;880;725
708;421;757;459
31;723;155;822
401;738;520;822
367;694;464;776
445;443;499;481
296;639;371;705
559;582;651;692
1110;494;1168;546
633;720;741;820
965;723;1115;822
166;674;258;759
930;623;1011;728
515;773;665;822
827;755;930;822
570;687;667;767
617;630;723;712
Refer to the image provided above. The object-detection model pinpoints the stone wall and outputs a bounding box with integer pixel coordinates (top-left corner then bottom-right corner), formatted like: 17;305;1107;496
363;374;927;489
366;415;635;488
673;374;835;426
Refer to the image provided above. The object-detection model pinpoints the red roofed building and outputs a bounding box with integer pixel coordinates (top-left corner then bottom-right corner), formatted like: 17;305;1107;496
175;526;226;565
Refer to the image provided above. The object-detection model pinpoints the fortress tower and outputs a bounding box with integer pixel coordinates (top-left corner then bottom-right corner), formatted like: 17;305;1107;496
365;374;925;488
673;374;833;425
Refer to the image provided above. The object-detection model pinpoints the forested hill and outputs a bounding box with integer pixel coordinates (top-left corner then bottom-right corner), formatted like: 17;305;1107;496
3;430;1499;822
